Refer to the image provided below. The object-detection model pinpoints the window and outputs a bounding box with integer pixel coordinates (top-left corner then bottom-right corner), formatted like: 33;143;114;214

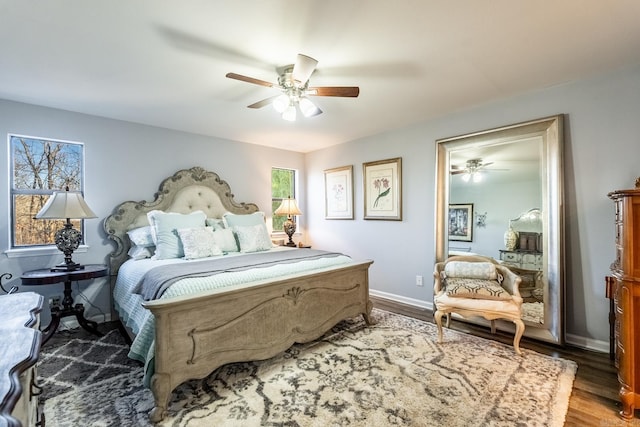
271;167;297;232
9;134;85;248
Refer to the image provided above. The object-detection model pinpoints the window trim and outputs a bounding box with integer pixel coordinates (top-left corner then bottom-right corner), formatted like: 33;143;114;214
8;133;88;250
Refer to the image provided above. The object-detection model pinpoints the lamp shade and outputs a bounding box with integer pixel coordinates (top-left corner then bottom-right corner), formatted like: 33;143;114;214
35;189;97;220
274;198;302;217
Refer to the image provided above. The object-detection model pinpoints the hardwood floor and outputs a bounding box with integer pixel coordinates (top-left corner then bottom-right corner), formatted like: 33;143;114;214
370;296;637;426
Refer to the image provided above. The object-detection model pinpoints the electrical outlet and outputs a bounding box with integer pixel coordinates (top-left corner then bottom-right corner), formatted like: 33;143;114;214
416;275;423;287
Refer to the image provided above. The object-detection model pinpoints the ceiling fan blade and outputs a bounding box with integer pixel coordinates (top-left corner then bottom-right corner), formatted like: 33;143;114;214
450;170;466;175
308;86;360;97
480;162;494;168
247;95;280;109
292;54;318;84
226;72;275;88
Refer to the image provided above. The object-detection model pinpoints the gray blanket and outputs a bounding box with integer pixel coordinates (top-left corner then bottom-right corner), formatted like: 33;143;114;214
133;249;344;300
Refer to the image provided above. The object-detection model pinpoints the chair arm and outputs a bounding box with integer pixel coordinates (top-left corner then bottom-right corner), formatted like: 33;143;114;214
497;266;523;298
433;262;445;293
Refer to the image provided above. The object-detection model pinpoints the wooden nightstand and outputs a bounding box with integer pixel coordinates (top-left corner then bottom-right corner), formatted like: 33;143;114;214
21;264;108;345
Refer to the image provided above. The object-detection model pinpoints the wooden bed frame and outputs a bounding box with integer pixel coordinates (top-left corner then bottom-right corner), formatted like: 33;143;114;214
103;167;374;422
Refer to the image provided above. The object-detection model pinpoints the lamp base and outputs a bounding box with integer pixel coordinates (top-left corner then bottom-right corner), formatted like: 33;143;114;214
51;262;85;272
284;242;297;247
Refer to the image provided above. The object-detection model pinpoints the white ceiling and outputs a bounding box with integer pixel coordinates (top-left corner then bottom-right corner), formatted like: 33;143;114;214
1;1;640;153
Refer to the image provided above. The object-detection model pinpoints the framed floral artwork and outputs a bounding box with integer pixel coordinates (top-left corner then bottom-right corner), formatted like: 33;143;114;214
448;203;473;241
324;165;354;219
363;157;402;220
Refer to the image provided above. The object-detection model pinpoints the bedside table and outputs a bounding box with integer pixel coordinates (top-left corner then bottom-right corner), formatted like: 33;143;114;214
21;264;108;345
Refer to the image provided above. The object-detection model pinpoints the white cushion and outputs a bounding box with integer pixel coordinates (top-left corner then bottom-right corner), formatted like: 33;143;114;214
222;211;265;228
147;210;207;259
127;245;155;260
234;223;272;253
127;226;154;247
444;261;498;280
212;228;239;253
177;227;223;260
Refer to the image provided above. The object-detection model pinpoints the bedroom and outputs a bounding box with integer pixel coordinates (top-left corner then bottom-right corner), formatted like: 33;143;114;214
1;1;640;424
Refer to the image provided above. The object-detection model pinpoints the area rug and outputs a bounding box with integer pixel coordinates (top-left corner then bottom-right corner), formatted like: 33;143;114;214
38;309;576;426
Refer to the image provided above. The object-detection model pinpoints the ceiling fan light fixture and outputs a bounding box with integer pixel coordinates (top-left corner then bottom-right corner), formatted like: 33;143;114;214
282;104;297;122
292;54;318;84
473;172;482;183
273;94;289;113
461;173;471;182
299;97;320;117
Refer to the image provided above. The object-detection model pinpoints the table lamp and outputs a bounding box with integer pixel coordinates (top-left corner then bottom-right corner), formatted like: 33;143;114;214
274;197;302;247
35;187;97;271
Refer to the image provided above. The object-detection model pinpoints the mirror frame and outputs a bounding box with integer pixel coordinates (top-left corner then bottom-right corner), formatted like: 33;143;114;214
435;115;564;344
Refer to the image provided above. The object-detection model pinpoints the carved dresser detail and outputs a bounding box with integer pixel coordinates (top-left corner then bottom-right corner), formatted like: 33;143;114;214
0;292;44;427
608;179;640;420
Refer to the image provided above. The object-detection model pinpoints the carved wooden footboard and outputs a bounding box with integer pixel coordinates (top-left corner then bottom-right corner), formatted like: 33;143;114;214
144;260;374;422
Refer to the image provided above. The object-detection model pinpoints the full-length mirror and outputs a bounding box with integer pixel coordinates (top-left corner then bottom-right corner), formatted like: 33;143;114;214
435;115;564;344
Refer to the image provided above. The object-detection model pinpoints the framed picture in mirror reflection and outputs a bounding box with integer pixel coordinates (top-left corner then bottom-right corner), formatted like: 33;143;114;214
448;203;473;242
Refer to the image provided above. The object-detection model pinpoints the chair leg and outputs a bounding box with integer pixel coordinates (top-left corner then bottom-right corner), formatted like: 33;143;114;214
490;320;496;334
513;318;525;355
445;313;451;328
434;310;445;343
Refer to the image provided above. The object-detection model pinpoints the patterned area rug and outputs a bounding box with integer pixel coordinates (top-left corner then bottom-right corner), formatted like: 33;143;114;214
39;309;576;426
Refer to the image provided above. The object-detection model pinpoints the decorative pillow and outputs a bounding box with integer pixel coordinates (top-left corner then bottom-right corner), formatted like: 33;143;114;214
177;227;223;260
205;218;226;230
212;228;239;253
444;261;498;280
444;278;512;300
127;245;155;260
127;226;155;247
147;210;207;259
233;223;272;253
222;211;265;228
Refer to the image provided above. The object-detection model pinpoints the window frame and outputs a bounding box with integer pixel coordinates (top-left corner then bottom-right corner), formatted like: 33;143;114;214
7;133;88;256
271;167;298;235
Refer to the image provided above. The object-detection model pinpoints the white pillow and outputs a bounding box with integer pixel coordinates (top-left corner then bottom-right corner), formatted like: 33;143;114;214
222;211;265;228
177;227;223;260
127;245;155;260
233;223;273;253
147;210;207;259
127;226;154;247
212;228;239;253
205;218;226;230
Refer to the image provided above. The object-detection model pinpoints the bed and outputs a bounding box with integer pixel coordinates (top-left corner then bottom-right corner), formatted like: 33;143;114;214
103;166;374;422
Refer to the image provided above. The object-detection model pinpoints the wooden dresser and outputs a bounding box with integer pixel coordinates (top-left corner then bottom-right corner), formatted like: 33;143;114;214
0;292;44;427
608;179;640;420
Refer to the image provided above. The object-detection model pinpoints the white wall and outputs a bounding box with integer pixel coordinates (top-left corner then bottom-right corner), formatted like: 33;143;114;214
306;63;640;350
0;100;305;325
2;63;639;350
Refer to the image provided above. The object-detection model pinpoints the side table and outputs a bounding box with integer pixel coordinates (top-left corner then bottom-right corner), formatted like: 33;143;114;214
21;264;108;345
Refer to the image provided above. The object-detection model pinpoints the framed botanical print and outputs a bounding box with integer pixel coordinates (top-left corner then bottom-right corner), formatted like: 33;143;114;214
448;203;473;241
324;165;354;219
363;157;402;220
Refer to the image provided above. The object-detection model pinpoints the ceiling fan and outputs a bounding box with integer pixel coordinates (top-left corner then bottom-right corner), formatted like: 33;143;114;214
450;159;506;182
226;53;359;121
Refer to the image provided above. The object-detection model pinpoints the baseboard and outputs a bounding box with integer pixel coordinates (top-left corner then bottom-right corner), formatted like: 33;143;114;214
369;289;434;311
369;289;609;354
565;333;610;354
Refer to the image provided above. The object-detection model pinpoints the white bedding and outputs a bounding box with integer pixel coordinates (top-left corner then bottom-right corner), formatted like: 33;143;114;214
113;247;353;385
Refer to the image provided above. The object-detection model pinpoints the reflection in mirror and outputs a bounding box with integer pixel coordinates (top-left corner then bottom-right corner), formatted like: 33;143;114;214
435;115;564;344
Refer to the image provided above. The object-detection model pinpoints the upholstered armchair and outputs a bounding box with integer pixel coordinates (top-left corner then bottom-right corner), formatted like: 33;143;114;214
433;255;525;355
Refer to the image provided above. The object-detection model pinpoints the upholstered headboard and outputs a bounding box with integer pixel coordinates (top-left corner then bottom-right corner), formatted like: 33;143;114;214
103;167;259;275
